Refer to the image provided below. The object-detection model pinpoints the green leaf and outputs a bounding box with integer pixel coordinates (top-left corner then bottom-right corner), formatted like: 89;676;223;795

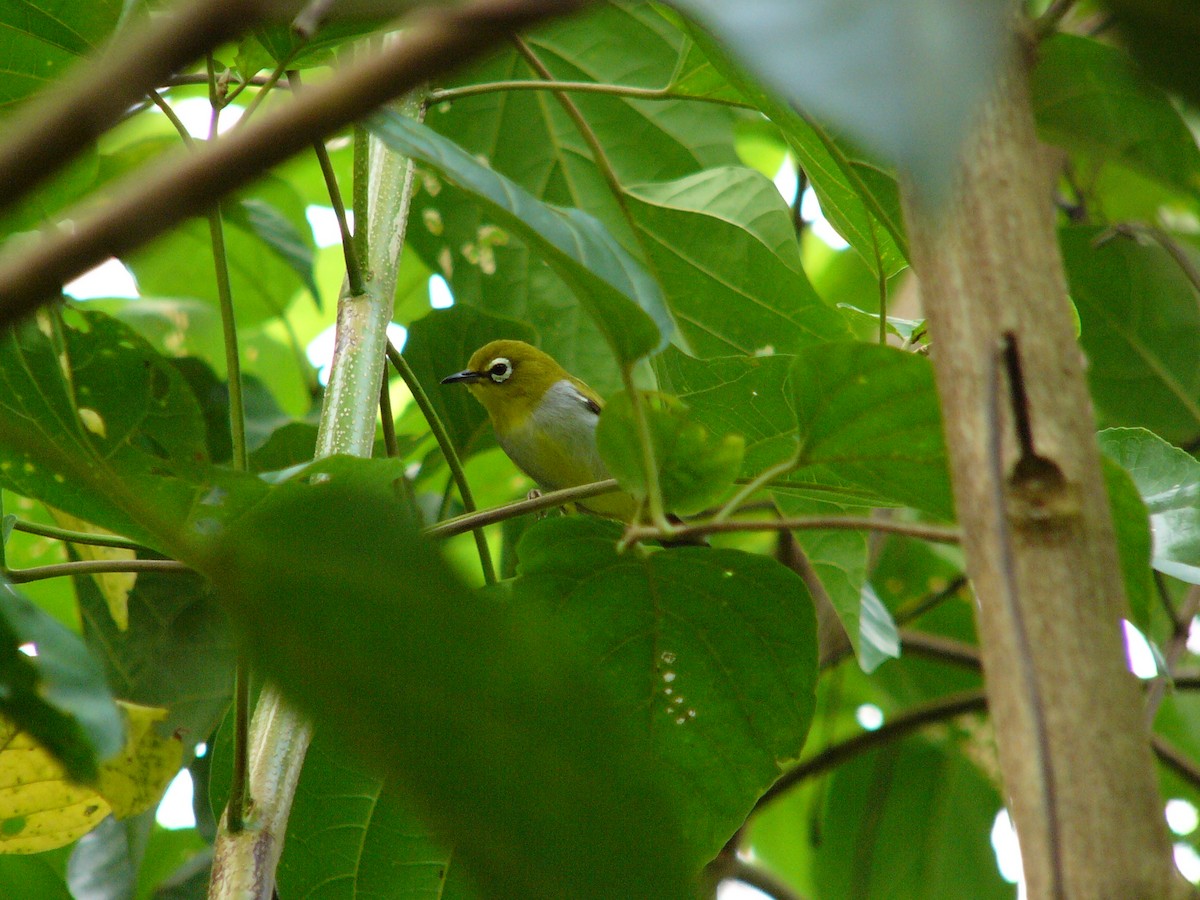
512;516;818;862
625;167;852;356
369;111;672;367
123;178;314;328
0;309;210;547
1032;35;1200;204
597;391;744;515
0;853;72;899
276;729;466;900
0;0;125;113
678;23;908;276
402;306;536;457
1061;227;1200;444
790;343;954;519
813;737;1011;899
1099;427;1200;586
1100;0;1200;113
407;2;738;389
1102;455;1155;631
838;304;926;343
672;0;1010;193
194;455;695;899
225;198;321;309
76;564;233;755
0;580;124;784
653;348;799;476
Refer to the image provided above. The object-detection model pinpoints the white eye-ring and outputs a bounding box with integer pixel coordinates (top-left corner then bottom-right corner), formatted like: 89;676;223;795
487;357;513;383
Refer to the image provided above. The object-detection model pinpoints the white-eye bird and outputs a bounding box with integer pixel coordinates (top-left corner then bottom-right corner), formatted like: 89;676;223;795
440;340;635;520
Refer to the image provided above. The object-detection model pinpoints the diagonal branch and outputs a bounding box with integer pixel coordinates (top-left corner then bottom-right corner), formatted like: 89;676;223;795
0;0;590;328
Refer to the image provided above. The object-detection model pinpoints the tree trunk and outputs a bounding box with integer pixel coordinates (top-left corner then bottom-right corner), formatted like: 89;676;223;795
902;38;1188;900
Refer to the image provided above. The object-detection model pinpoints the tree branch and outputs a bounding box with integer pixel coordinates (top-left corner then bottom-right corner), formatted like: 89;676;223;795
624;516;961;545
4;558;191;583
0;0;591;327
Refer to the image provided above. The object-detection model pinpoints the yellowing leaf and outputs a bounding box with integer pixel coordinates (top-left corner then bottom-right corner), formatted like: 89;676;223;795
47;509;135;631
96;703;181;819
0;702;180;854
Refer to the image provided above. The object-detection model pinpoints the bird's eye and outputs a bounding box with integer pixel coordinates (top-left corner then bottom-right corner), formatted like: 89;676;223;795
488;358;513;383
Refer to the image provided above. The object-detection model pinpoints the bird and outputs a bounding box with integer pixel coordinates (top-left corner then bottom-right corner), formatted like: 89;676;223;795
440;339;636;520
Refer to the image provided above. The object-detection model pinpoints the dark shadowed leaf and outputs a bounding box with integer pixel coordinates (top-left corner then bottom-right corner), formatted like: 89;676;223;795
0;580;124;783
190;455;695;899
1061;227;1200;445
512;516;818;863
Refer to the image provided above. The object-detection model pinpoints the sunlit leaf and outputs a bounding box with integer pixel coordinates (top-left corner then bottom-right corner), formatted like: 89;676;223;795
0;702;180;853
1100;427;1200;586
369;111;672;367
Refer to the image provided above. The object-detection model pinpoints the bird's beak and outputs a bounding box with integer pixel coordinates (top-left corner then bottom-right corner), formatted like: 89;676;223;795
440;369;484;385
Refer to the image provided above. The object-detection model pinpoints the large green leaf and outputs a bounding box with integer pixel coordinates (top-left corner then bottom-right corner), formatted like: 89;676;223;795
1032;35;1200;205
1061;227;1200;444
791;343;954;519
676;23;908;277
407;1;739;390
369;111;672;367
0;579;124;784
0;309;210;547
0;0;126;113
625;167;851;356
812;737;1010;899
671;0;1011;193
1101;455;1155;630
191;455;695;899
275;729;473;900
1100;0;1200;113
124;180;316;329
1100;428;1200;586
511;516;818;863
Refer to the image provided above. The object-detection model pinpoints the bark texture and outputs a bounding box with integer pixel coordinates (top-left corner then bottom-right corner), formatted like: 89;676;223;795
903;42;1188;900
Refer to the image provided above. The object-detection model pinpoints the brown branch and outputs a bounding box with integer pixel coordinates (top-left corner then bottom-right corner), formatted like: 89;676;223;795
0;0;263;213
423;479;622;538
754;690;989;813
0;0;590;327
4;558;191;583
899;630;983;669
625;516;961;545
1152;734;1200;795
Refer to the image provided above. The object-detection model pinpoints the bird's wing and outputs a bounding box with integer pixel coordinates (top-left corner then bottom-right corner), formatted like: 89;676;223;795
567;375;603;415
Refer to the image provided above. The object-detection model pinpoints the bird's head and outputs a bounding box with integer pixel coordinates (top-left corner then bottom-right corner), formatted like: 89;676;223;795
440;339;569;422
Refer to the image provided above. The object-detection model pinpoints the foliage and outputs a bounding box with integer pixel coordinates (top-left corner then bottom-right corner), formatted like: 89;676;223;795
0;1;1195;898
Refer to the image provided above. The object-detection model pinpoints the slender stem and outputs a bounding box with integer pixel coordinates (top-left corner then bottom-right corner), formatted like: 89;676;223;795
424;480;622;538
385;341;496;585
625;516;961;546
1034;0;1078;38
379;367;398;458
206;53;251;837
893;574;970;626
289;69;364;295
427;79;754;108
1152;734;1200;794
352;124;370;275
710;453;800;524
754;690;989;813
1146;585;1200;723
235;52;295;122
899;630;983;669
10;519;149;551
146;89;196;148
4;558;190;583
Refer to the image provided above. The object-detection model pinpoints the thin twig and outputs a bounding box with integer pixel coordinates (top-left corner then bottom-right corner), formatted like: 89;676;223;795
4;558;191;583
1152;734;1200;794
423;480;622;539
726;859;810;900
9;519;149;551
385;341;496;584
427;79;753;108
625;516;961;545
754;690;989;813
